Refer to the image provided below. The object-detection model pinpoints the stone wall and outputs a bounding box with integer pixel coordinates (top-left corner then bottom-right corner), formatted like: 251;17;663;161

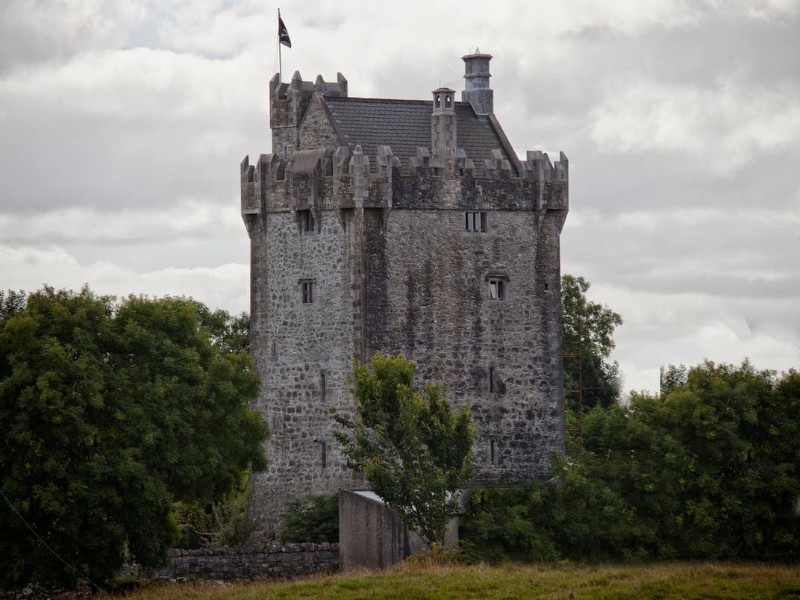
367;206;565;482
246;205;366;537
145;544;339;581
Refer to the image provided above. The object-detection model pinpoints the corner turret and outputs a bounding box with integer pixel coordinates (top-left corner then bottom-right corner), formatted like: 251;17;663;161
270;70;349;157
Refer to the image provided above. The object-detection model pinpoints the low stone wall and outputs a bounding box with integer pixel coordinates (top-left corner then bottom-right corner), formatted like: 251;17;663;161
146;543;339;581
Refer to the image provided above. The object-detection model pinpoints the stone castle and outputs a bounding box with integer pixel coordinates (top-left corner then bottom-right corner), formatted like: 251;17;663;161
240;53;569;535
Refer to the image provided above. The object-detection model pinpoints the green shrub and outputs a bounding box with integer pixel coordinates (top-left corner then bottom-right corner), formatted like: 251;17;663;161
280;494;339;544
174;472;255;548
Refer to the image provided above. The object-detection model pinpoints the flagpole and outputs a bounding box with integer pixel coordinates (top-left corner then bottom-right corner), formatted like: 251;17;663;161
278;8;282;82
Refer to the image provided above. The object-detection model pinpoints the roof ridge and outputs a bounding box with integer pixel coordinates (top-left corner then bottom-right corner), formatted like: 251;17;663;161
324;96;431;105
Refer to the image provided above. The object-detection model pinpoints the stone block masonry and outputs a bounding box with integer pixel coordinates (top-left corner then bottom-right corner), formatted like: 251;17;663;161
145;544;339;581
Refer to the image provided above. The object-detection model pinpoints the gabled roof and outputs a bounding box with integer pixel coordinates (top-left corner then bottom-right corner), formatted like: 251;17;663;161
321;96;514;166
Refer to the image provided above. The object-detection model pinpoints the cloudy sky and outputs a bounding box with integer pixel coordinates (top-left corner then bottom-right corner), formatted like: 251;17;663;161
1;0;798;393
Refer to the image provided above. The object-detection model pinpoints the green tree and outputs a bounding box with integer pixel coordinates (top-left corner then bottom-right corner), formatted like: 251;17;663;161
659;363;687;395
561;274;623;411
0;287;268;588
463;360;800;563
335;352;474;545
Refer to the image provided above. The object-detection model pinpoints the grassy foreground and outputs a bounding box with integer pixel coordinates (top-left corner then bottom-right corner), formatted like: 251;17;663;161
121;562;800;600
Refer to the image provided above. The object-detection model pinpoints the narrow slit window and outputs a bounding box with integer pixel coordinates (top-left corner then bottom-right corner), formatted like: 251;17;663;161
490;440;497;465
319;440;327;469
320;371;326;401
489;366;495;393
301;281;314;304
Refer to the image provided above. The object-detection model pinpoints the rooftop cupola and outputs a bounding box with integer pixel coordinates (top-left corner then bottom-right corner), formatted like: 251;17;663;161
431;87;457;158
462;50;493;116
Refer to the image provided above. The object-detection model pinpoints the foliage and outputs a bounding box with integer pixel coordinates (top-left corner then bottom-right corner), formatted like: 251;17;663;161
561;274;623;410
335;352;474;545
0;287;268;588
279;493;339;544
659;363;687;395
463;361;800;563
174;471;256;549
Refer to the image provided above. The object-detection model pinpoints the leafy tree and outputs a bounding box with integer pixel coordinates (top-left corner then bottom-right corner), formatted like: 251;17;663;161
0;287;268;588
659;363;687;395
335;352;474;545
463;361;800;563
561;274;623;411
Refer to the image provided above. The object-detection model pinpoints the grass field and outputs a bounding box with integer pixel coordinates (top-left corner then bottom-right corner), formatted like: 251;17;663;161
121;562;800;600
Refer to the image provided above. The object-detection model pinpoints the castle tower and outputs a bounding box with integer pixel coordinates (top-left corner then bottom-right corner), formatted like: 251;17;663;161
242;55;569;537
461;51;493;115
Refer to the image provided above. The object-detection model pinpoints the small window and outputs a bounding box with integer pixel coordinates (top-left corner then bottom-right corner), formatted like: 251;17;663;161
301;280;314;304
465;211;487;232
489;366;495;393
320;440;327;469
490;440;497;465
488;278;505;300
299;210;315;234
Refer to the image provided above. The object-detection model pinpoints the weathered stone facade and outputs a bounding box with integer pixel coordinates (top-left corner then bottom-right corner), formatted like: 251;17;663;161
241;54;569;536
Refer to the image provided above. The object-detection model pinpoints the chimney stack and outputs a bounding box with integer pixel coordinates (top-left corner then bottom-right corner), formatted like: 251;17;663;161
431;87;457;158
462;50;493;116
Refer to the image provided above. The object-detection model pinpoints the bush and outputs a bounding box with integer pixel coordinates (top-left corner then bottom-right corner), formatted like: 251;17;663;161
280;494;339;544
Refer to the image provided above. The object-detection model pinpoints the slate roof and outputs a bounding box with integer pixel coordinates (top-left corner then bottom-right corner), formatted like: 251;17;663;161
321;96;513;165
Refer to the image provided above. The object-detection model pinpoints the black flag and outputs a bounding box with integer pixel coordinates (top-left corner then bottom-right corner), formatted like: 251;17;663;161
278;15;291;48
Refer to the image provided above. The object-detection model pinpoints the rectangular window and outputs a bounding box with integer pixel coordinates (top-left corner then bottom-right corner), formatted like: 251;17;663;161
301;281;314;304
465;211;487;232
299;210;314;233
488;278;505;300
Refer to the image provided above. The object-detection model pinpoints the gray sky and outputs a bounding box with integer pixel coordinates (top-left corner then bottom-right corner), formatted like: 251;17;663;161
1;0;799;393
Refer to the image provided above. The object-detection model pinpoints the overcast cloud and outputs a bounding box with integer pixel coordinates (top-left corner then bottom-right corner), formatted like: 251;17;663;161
1;0;798;393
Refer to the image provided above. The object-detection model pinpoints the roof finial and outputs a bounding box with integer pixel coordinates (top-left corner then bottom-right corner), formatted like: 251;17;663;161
475;46;480;53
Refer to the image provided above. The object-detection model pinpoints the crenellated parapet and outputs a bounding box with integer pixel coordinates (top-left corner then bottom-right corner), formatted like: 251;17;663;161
242;143;569;230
